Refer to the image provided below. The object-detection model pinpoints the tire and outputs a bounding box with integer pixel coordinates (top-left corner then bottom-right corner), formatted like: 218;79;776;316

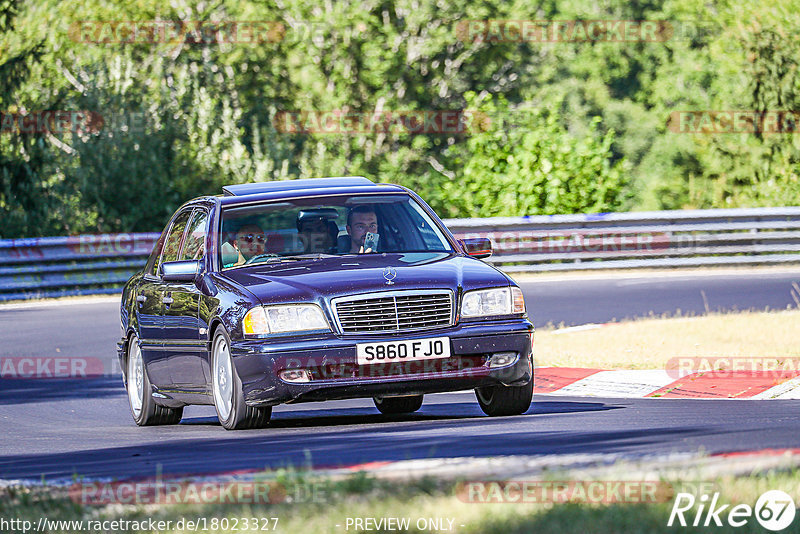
211;327;271;430
475;378;533;417
373;395;424;415
126;334;183;426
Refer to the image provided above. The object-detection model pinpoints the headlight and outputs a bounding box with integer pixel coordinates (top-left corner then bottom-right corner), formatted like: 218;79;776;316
461;287;525;318
243;304;330;335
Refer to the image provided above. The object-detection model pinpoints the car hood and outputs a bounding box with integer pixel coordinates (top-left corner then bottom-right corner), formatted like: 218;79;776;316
219;252;510;304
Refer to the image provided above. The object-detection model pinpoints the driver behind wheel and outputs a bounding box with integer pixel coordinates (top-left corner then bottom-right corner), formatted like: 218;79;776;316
232;224;267;266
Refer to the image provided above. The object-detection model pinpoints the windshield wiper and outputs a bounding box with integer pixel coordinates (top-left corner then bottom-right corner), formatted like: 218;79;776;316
263;253;338;263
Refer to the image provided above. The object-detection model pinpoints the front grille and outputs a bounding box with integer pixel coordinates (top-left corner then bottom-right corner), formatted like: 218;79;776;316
333;290;453;334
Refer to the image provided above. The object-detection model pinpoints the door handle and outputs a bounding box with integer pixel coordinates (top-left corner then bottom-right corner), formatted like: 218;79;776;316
162;297;174;305
136;295;147;303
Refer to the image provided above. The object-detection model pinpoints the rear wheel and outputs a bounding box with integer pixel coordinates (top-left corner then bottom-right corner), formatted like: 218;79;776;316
373;395;424;415
126;335;183;426
211;327;271;430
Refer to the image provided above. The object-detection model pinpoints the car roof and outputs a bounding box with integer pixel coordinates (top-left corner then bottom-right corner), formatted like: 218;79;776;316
222;177;375;197
218;178;408;207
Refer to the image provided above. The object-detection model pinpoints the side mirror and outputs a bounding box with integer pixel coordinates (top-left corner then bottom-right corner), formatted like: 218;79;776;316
459;238;492;259
161;260;200;282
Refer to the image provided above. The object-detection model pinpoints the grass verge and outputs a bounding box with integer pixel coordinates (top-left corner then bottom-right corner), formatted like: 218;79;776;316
2;468;799;533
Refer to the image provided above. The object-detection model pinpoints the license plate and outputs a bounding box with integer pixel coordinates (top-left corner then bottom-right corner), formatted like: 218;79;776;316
356;337;451;365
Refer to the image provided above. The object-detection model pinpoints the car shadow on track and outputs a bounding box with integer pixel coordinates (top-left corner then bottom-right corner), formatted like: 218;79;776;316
177;400;619;428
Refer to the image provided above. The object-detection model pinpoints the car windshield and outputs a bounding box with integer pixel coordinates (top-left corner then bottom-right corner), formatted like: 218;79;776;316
219;193;454;269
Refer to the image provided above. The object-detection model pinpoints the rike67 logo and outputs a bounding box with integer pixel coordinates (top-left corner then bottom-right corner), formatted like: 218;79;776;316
668;490;796;530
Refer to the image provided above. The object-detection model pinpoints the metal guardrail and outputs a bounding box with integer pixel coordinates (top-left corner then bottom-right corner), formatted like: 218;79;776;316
0;234;159;301
447;206;800;272
1;207;799;301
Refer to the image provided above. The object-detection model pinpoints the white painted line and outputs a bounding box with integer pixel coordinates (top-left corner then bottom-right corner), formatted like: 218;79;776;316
549;370;680;398
752;376;800;399
0;296;120;310
551;323;607;335
513;266;800;284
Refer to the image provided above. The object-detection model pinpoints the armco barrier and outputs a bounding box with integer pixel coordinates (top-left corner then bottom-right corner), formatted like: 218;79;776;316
0;233;159;301
1;207;799;301
448;206;800;272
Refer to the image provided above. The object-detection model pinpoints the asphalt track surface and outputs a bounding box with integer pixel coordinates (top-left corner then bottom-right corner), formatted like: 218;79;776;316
1;268;799;481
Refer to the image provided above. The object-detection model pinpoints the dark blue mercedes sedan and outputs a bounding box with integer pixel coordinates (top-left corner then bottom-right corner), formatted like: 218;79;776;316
119;177;534;429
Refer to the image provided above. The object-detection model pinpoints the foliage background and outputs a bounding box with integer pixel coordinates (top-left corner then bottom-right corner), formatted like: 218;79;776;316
1;0;798;237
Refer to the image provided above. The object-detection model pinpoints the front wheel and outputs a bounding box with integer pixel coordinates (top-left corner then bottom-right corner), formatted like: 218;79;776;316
126;334;183;426
475;379;533;417
211;327;271;430
373;395;424;415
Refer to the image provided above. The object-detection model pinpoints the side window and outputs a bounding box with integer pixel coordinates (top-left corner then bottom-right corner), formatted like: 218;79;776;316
406;200;450;250
145;232;167;277
160;210;193;266
180;209;209;261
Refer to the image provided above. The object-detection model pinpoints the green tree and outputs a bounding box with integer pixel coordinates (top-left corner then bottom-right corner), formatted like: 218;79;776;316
438;93;629;218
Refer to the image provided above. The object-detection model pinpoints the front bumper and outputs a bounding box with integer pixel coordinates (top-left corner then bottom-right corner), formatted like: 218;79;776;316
230;319;534;407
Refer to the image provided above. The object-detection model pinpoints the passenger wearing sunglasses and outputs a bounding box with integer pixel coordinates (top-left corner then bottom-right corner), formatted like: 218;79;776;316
232;224;267;266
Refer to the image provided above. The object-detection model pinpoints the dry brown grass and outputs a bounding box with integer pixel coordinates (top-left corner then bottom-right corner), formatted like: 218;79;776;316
535;310;800;369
